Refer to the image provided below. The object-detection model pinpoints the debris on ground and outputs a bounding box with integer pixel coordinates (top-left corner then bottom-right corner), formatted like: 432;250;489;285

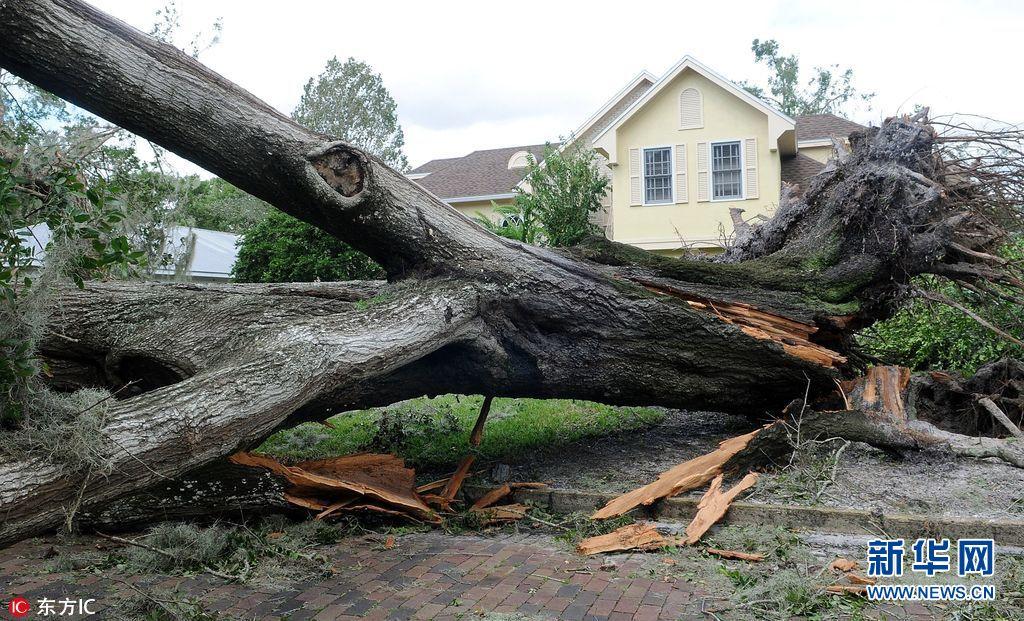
591;426;769;519
683;472;759;545
829;557;860;572
576;522;667;555
471;484;512;510
824;584;867;596
229;452;440;523
845;573;876;585
471;503;531;526
440;454;475;501
705;548;764;562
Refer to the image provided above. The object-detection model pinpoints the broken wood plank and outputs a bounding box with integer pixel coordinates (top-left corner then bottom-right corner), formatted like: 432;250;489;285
471;484;512;510
315;497;357;520
441;454;476;501
283;493;330;511
705;548;764;562
683;472;759;545
592;426;768;519
230;452;439;522
416;478;449;493
577;523;667;555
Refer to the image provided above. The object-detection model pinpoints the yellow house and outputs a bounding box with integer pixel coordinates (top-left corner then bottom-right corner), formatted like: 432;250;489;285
409;55;863;254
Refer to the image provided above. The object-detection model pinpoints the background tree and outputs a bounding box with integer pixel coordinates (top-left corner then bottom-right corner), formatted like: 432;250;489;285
180;177;271;233
293;57;408;171
477;144;608;247
233;57;404;282
741;39;873;116
232;211;382;283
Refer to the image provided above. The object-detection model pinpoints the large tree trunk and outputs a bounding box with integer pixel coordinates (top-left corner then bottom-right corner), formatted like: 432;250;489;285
0;0;1019;544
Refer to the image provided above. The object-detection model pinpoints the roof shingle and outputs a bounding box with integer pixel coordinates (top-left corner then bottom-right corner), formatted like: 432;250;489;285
794;113;865;142
781;153;826;191
410;144;548;200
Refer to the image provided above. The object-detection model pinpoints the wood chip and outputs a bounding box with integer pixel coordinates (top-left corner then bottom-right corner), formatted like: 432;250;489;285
471;503;529;525
471;484;511;510
706;548;764;562
825;584;867;596
845;573;876;585
384;535;395;549
683;472;759;545
421;494;453;511
508;482;549;489
829;558;860;572
415;478;449;493
592;426;769;520
577;523;667;555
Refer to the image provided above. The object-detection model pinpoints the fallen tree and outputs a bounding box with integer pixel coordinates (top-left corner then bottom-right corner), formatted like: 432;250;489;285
1;0;1023;544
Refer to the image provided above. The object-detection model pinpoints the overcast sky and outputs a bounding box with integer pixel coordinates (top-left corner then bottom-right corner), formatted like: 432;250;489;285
90;0;1023;175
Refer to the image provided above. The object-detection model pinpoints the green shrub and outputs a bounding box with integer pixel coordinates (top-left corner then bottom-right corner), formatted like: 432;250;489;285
232;211;383;283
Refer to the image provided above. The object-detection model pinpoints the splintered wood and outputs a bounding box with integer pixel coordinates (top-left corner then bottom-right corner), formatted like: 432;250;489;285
706;548;764;562
633;279;847;368
592;425;768;519
229;452;440;523
472;503;530;526
839;365;912;419
577;523;667;555
683;473;759;545
470;484;512;510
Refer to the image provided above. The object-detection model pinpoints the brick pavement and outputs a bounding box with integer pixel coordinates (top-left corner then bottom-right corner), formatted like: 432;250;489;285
0;531;711;620
0;530;940;620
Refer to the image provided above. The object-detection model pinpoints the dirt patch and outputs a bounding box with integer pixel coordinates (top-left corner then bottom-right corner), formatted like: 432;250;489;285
495;409;1024;520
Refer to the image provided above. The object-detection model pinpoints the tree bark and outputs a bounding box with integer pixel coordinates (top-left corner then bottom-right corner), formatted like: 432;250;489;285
0;0;1018;543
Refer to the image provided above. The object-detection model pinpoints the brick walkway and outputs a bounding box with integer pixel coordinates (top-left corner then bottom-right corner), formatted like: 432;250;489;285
1;531;711;620
0;530;939;620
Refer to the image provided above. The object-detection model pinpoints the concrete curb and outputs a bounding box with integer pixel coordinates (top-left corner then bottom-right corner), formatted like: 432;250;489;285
466;485;1024;546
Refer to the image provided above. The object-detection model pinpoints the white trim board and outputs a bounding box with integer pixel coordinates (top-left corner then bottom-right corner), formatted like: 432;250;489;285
445;193;516;204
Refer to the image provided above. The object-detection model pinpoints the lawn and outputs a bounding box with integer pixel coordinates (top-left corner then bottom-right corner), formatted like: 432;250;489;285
258;395;664;470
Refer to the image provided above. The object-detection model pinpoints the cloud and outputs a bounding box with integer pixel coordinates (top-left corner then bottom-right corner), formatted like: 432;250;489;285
86;0;1023;172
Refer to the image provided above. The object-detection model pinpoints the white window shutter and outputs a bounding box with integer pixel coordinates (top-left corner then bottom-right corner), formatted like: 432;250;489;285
744;138;758;199
674;144;687;203
696;142;709;202
679;88;703;129
629;148;641;206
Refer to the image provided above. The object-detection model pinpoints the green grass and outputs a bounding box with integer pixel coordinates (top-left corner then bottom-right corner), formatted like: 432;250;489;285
258;395;664;469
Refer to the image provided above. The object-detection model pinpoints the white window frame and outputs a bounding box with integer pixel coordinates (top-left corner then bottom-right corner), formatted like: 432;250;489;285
709;139;744;202
641;145;675;206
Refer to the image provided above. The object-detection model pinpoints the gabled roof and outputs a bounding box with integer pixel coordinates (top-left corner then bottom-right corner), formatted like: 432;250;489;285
409;143;548;201
795;113;866;143
565;71;657;148
592;55;797;163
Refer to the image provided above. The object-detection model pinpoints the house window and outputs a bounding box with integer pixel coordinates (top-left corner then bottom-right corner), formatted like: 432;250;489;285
643;147;672;204
711;141;743;200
